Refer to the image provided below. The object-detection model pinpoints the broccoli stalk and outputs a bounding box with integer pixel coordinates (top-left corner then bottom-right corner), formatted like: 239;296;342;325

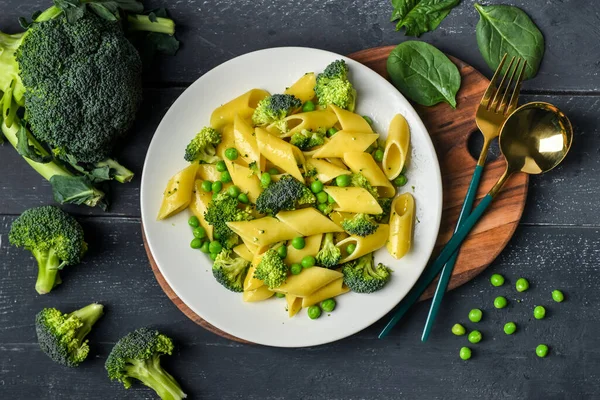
127;14;176;35
316;233;341;268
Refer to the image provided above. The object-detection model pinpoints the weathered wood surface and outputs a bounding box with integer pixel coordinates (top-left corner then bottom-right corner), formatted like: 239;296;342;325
1;0;599;399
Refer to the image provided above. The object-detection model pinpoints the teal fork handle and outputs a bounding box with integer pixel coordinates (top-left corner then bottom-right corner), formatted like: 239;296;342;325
421;164;484;342
379;193;494;339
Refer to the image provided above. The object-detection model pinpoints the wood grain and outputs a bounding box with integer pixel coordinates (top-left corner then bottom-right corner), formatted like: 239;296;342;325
143;48;528;342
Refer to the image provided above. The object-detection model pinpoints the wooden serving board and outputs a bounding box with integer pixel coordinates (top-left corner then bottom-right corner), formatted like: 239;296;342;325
143;46;528;343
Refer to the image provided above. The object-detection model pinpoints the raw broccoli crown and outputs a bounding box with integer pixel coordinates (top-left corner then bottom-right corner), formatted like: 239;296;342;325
17;12;143;163
9;205;87;265
255;175;315;215
252;94;301;127
212;250;250;292
204;193;253;249
315;232;341;268
342;254;391;294
35;308;88;367
184;127;221;163
290;128;326;150
315;60;356;111
374;197;393;223
341;213;379;237
351;173;378;198
254;249;288;289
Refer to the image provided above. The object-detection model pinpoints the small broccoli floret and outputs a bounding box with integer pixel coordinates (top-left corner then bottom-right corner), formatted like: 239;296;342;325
255;175;315;215
9;205;87;294
106;328;186;400
252;94;301;131
374;198;393;223
342;213;379;237
351;173;378;198
342;254;391;294
248;161;260;176
316;233;341;269
35;303;104;367
254;249;288;289
315;60;357;111
212;250;250;292
204;193;253;249
184;127;221;163
290;128;326;151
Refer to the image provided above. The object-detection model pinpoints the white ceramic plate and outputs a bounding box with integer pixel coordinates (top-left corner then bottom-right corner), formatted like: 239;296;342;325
141;47;443;347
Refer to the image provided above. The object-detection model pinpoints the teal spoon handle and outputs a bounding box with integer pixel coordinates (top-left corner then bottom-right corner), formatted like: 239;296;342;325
421;164;484;342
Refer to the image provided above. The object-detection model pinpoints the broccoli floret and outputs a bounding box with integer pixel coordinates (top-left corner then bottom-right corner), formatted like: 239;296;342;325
183;127;221;163
351;173;378;198
315;60;357;111
254;249;288;289
316;233;341;269
204;193;253;249
341;213;379;237
248;161;260;176
106;328;187;400
9;205;87;294
342;253;391;293
212;250;250;292
251;94;301;131
35;303;104;367
290;128;326;151
255;175;315;215
374;198;393;223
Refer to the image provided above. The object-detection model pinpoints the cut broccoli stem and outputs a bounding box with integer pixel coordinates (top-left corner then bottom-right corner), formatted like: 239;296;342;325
69;303;105;343
34;247;60;294
95;158;135;183
127;15;175;35
126;357;187;400
35;6;63;22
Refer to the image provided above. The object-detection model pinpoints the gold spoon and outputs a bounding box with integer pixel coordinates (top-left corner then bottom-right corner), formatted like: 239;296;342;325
379;101;573;339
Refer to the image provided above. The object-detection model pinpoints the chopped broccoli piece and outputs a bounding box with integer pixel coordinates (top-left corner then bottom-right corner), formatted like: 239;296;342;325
184;127;221;163
36;303;104;367
374;197;393;223
212;250;250;292
106;328;186;400
342;213;379;237
315;233;341;269
342;253;391;293
254;249;288;289
255;175;315;215
9;205;87;294
290;128;326;151
248;161;260;176
204;193;253;249
351;173;378;198
251;94;301;131
315;60;357;111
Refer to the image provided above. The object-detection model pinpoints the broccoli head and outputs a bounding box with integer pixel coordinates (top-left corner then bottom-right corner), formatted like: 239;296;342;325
290;128;326;151
254;249;288;289
204;193;253;249
212;250;250;292
374;197;393;223
251;94;301;131
106;327;187;400
183;127;221;163
36;303;104;367
341;213;379;237
315;59;357;111
342;253;391;293
255;175;315;215
351;173;378;198
315;232;341;269
9;205;87;294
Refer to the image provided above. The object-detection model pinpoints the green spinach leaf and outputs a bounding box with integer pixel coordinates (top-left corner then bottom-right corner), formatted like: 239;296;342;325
390;0;460;37
387;41;461;108
475;4;544;80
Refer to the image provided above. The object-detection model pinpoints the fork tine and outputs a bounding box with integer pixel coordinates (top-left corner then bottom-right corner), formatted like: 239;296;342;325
489;56;516;111
480;53;508;108
505;59;527;115
497;58;521;113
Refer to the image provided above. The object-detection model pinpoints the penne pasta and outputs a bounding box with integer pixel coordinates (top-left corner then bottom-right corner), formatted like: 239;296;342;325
188;180;214;241
216;124;237;161
286;294;303;317
305;158;351;184
233;114;262;166
328;104;373;133
243;285;275;302
228;216;302;248
244;252;265;291
311;131;379;158
157;163;199;220
196;164;221;182
285;234;323;265
343;152;395;197
336;224;390;263
284;73;317;103
210;89;270;130
271;267;343;297
276;208;344;236
382;113;410;180
301;278;349;308
277;110;338;137
233;243;254;262
256;128;305;182
324;186;383;214
227;162;262;203
387;193;415;259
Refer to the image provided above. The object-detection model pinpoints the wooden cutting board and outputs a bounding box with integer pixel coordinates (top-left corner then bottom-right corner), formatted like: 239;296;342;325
143;46;528;343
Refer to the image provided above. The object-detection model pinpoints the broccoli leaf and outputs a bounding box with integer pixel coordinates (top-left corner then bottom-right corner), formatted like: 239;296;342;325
16;125;52;163
390;0;459;37
50;175;102;206
54;0;145;22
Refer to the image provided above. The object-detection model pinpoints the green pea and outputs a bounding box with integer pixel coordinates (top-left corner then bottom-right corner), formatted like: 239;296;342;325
468;330;482;344
193;226;206;239
336;174;351;187
291;237;305;250
208;241;222;254
516;278;529;292
504;322;517;335
346;243;356;255
321;298;336;313
393;175;408;187
494;296;508;309
327;127;338;137
307;305;321;319
190;238;203;249
275;292;285;298
302;100;316;112
490;273;505;287
220;171;232;183
534;305;546;320
201;180;213;192
373;149;384;162
552;290;564;303
209;252;218;261
301;255;315;268
216;160;227;172
451;323;466;336
317;203;329;213
188;216;200;228
228;185;241;198
327;194;336;204
237;193;249;204
200;241;210;254
468;309;482;323
459;347;472;360
211;180;223;193
212;192;220;200
362;115;373;126
311;180;324;193
268;167;279;175
225;147;238;160
277;245;287;259
536;344;549;358
290;263;303;275
316;192;328;204
260;172;271;187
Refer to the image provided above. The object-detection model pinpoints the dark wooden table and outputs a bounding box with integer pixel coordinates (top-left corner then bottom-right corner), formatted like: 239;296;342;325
1;1;599;399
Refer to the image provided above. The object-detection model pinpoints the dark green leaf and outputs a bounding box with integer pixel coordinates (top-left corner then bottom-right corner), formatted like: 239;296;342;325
475;4;544;80
148;11;157;22
387;41;461;107
50;175;100;205
145;32;180;56
16;125;52;163
88;3;118;21
64;6;86;23
390;0;459;37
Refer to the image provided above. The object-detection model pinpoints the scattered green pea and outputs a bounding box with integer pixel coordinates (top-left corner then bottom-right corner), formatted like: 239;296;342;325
308;305;321;319
237;193;249;204
459;347;472;360
373;149;384;162
316;192;328;204
291;237;305;250
216;160;227;172
208;241;222;254
228;185;241;198
534;305;546;320
321;298;336;313
468;309;483;323
490;273;505;287
290;263;303;275
317;203;329;213
211;180;223;193
327;194;336;204
212;192;220;200
468;330;482;344
275;292;285;298
268;167;279;175
311;180;324;193
260;172;271;187
302;100;316;112
504;322;517;335
190;238;203;249
188;216;200;228
277;245;287;259
201;180;213;192
516;278;529;292
327;127;338;137
209;252;218;261
336;174;351;187
220;171;232;183
200;241;210;254
346;243;357;255
301;255;316;268
393;175;408;187
193;226;206;239
451;323;466;336
225;147;238;160
494;296;508;309
536;344;549;358
552;290;564;303
362;115;373;126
